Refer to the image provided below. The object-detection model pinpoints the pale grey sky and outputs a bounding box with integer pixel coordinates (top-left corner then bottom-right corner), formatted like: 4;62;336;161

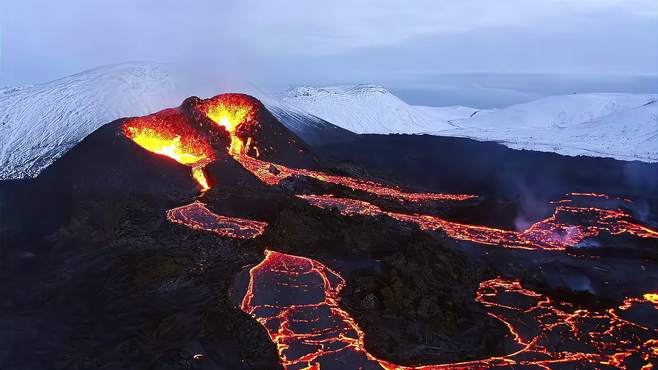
1;0;656;106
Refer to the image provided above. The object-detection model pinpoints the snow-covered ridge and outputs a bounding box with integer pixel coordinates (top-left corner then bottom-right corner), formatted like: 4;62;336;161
0;63;179;179
435;93;657;162
282;85;658;163
281;84;472;134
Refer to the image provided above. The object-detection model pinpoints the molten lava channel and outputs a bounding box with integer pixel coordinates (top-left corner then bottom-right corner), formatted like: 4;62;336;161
237;155;476;203
167;201;267;239
240;250;658;370
298;194;658;251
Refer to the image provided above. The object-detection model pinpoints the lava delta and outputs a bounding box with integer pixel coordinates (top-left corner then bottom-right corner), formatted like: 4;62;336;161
1;93;657;370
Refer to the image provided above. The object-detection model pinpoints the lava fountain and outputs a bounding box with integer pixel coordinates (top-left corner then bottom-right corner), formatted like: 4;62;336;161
201;94;260;157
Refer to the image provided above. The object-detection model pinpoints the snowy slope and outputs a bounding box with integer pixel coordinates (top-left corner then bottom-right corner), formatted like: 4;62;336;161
281;85;473;134
0;63;179;179
282;85;657;162
448;93;655;129
435;93;658;162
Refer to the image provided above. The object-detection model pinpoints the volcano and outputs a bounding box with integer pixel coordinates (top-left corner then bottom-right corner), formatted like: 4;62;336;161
1;93;657;370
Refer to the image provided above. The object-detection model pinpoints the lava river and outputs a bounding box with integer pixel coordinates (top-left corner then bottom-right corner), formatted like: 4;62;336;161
298;194;658;251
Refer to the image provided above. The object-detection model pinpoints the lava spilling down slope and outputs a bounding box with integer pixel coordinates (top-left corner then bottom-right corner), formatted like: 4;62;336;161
117;93;658;369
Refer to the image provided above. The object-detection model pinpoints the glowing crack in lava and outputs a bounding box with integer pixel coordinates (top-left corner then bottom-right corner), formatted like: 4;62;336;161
123;109;214;190
241;250;658;369
167;201;267;239
299;194;658;251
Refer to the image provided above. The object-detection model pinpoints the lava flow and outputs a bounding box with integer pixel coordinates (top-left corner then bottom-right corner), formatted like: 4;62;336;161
167;201;267;239
240;250;658;370
299;194;658;251
237;155;476;203
123;108;215;190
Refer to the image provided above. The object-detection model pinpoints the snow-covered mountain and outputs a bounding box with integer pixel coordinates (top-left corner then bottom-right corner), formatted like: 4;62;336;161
281;85;476;134
0;64;351;179
434;93;658;162
0;63;180;179
282;85;657;163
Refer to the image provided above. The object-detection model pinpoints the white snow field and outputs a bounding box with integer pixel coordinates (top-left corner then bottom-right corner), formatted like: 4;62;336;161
282;85;657;162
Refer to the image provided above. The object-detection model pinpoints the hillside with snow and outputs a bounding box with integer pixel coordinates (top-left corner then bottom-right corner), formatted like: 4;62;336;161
435;93;658;162
282;85;657;162
281;85;475;134
0;63;180;179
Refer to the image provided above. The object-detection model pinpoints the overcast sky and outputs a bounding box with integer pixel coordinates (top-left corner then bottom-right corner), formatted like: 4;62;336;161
1;0;656;106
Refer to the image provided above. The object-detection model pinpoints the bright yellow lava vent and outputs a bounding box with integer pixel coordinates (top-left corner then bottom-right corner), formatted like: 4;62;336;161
126;127;208;165
206;102;252;155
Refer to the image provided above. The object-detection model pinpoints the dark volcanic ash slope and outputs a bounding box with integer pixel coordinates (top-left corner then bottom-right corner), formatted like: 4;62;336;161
0;118;280;370
0;94;485;369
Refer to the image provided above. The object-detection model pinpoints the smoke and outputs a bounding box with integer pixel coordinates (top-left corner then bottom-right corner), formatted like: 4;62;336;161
512;178;553;231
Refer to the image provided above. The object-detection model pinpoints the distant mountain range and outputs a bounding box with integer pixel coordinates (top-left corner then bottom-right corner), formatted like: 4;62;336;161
1;63;655;180
282;85;657;162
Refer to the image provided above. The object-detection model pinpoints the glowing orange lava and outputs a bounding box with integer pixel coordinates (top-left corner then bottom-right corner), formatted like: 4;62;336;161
299;194;658;251
167;201;267;239
237;155;476;202
201;94;259;157
241;250;658;369
123;108;214;189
